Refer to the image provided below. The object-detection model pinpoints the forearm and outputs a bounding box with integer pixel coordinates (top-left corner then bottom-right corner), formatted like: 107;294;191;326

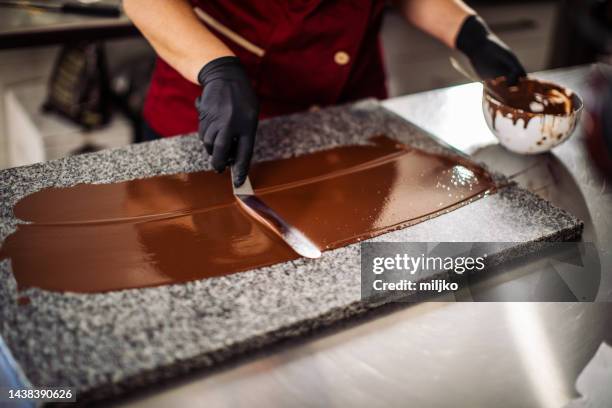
123;0;233;84
397;0;475;48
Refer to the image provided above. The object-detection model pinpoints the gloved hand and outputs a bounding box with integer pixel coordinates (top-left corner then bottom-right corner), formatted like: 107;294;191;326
456;15;526;85
196;56;259;187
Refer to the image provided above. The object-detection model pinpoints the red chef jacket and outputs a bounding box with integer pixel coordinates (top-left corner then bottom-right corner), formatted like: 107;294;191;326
143;0;388;137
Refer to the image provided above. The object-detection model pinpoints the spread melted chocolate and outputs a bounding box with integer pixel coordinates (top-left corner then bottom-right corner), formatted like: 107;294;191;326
0;136;496;293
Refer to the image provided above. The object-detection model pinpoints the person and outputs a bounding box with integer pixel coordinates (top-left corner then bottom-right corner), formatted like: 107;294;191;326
124;0;525;187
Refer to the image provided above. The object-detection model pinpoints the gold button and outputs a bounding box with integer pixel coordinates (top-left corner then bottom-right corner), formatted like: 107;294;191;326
334;51;350;66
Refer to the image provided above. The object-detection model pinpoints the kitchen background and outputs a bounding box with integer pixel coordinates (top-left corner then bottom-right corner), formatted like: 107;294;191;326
0;0;608;169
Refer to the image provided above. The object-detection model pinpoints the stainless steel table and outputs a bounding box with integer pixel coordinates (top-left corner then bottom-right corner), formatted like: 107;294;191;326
0;1;134;49
118;65;612;408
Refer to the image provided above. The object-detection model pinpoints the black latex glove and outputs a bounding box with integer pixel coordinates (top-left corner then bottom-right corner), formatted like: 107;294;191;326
456;15;527;85
196;56;259;187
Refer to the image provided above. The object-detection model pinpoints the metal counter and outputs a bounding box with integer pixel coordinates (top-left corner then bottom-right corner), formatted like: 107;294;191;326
112;65;611;407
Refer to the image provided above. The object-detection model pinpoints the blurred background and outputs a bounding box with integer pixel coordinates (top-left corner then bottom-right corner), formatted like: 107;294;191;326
0;0;610;169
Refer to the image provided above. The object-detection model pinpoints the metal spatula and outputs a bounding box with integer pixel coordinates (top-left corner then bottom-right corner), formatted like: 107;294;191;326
449;56;507;102
231;167;321;259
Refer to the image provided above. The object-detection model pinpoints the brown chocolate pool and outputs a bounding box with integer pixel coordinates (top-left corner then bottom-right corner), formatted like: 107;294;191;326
0;136;496;293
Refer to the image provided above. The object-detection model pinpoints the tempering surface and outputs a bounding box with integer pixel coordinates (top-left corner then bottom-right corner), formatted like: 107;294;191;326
0;136;495;293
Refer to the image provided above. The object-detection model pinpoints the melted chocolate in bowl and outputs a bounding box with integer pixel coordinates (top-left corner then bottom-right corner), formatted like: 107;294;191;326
0;136;496;293
485;77;579;129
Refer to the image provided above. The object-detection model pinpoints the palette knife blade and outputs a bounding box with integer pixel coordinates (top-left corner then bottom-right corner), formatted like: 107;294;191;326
231;167;321;259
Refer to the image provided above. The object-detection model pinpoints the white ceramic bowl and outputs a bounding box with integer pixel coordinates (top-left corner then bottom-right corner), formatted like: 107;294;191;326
482;79;583;154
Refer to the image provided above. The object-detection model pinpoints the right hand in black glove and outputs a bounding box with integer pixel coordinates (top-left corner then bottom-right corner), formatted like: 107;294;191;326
456;15;527;85
196;56;259;187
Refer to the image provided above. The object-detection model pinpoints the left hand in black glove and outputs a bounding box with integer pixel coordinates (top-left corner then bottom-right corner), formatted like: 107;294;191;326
456;15;527;85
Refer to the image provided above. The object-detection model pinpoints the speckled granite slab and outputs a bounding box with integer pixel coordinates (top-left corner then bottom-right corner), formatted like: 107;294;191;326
0;100;582;403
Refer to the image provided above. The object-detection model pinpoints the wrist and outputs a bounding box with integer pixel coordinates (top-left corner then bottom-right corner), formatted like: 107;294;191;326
197;56;244;86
